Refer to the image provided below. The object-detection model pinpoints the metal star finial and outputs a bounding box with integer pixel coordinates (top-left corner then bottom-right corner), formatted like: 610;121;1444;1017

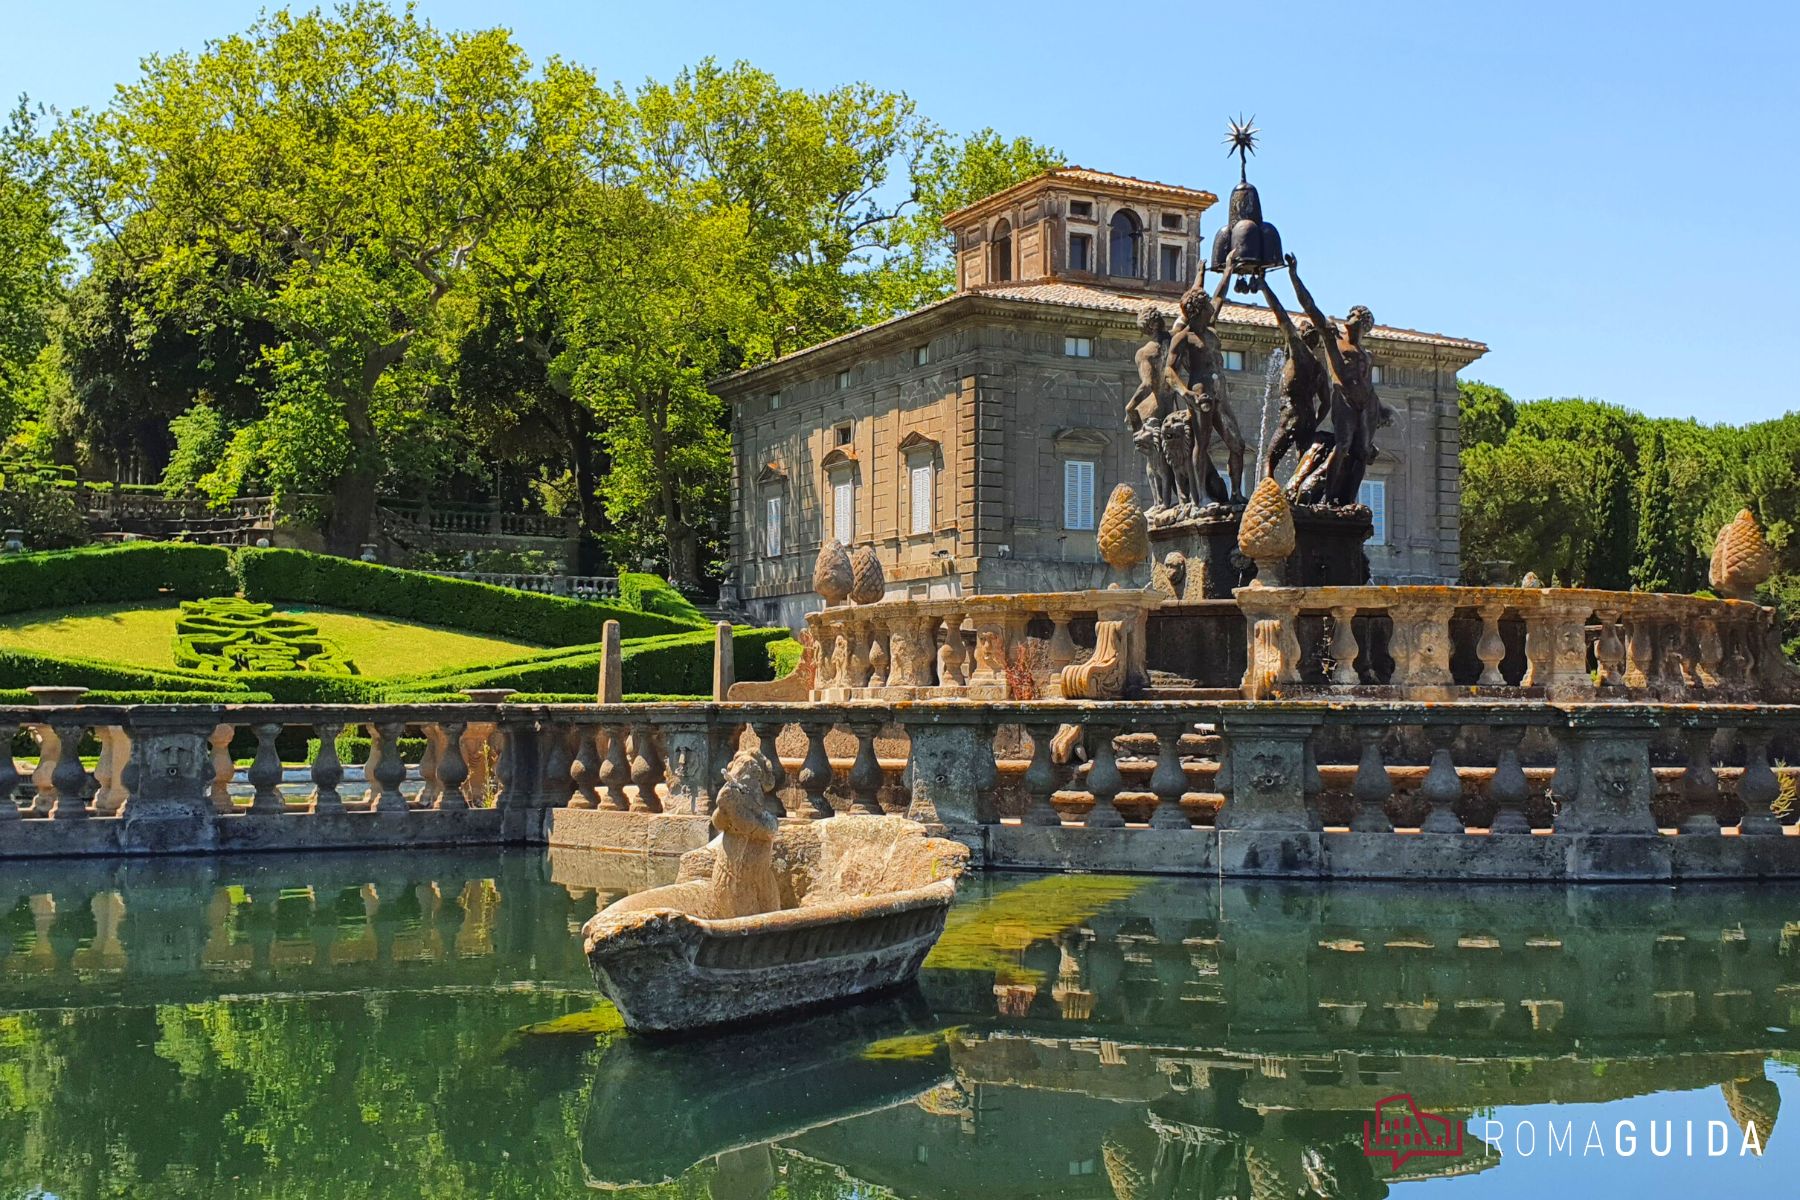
1224;114;1259;182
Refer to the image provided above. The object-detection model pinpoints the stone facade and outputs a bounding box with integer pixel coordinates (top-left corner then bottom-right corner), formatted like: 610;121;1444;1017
714;168;1487;632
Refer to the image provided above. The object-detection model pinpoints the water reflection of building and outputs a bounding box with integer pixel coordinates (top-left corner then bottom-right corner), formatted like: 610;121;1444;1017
583;879;1800;1199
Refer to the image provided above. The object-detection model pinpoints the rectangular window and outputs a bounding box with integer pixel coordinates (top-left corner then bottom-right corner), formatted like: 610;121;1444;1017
1370;364;1385;385
1068;232;1092;271
1359;478;1388;544
911;344;930;367
834;422;852;445
1064;335;1093;358
768;392;781;411
765;496;782;557
835;369;850;391
833;479;855;542
1160;244;1183;282
910;463;933;534
1063;459;1096;531
1160;212;1185;231
1220;349;1245;372
1068;199;1093;219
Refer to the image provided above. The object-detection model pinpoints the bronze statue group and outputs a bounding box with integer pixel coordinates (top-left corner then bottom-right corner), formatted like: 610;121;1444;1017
1127;250;1392;523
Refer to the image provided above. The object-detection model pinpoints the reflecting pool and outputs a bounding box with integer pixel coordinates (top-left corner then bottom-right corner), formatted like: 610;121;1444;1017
3;850;1799;1198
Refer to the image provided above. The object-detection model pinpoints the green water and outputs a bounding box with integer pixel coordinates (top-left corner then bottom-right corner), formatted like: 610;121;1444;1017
3;851;1800;1198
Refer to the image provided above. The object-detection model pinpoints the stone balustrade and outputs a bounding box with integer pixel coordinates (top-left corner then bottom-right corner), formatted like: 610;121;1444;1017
5;696;1799;881
426;570;621;599
1234;584;1795;702
805;589;1164;701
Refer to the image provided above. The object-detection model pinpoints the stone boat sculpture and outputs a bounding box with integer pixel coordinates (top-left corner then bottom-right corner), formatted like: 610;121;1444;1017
581;750;969;1034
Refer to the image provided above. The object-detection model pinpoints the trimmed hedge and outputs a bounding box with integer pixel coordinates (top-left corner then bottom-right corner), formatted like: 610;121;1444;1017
768;637;805;679
174;597;358;675
616;572;708;626
400;626;789;697
0;543;235;616
235;548;695;644
0;649;256;693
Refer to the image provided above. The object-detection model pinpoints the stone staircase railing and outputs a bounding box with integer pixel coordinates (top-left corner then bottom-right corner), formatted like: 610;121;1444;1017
423;571;620;599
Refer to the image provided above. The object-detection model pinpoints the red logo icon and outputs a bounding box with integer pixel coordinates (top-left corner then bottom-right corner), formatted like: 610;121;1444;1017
1362;1093;1464;1168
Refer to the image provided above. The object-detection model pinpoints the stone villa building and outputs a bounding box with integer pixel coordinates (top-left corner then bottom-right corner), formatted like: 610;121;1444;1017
714;167;1487;630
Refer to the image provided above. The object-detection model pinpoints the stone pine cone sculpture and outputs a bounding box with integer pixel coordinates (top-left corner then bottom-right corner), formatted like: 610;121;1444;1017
848;544;886;604
812;538;853;606
1238;476;1297;585
1097;483;1150;579
1710;508;1774;601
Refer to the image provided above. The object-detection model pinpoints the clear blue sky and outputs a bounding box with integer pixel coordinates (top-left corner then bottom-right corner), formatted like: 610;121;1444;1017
6;0;1798;426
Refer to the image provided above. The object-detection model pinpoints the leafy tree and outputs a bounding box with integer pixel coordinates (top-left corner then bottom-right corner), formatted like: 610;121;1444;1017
1508;397;1641;588
1456;379;1516;449
53;3;592;551
1631;425;1687;593
0;100;68;439
1460;437;1602;583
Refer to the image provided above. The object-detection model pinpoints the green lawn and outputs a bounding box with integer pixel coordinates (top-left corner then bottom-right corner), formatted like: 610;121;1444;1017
0;600;550;678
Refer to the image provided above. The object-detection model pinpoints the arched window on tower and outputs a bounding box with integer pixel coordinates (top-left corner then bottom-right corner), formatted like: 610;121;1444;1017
1108;210;1143;278
988;219;1013;283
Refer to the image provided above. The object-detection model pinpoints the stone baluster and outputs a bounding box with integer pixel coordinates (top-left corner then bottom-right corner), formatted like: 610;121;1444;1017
1046;609;1078;673
1593;611;1625;688
1678;727;1720;835
860;620;883;690
1417;725;1465;833
209;724;236;814
1722;621;1753;687
912;617;941;688
597;725;631;811
1328;606;1360;686
29;726;56;815
842;618;871;683
537;722;576;810
846;720;884;815
1521;604;1552;689
1475;602;1508;688
749;719;789;817
966;616;1009;698
567;726;600;809
0;723;17;825
1021;723;1064;827
1083;724;1126;828
436;721;470;811
1350;726;1394;832
370;721;408;816
1488;725;1532;833
1623;615;1655;690
1736;726;1782;836
1660;622;1692;695
48;719;89;819
627;728;664;813
937;613;967;687
416;727;442;808
1148;721;1191;830
311;722;345;813
92;726;131;816
797;721;835;819
1694;618;1724;690
885;621;915;689
247;723;285;814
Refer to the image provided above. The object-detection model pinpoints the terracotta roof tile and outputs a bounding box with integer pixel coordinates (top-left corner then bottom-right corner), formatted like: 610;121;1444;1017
940;165;1218;226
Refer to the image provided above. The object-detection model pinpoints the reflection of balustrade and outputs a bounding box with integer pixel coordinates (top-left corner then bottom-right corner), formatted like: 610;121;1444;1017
806;590;1163;701
6;697;1800;880
1234;585;1794;702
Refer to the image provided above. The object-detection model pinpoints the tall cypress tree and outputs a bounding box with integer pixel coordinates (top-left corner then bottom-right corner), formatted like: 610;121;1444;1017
1632;427;1686;593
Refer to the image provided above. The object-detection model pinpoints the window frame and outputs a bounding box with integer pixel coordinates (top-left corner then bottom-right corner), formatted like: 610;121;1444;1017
1068;231;1092;272
1220;349;1246;372
1359;478;1388;544
1159;243;1184;283
1062;459;1097;531
764;495;783;557
1063;335;1093;358
835;369;850;391
911;344;930;368
832;478;855;543
909;461;934;535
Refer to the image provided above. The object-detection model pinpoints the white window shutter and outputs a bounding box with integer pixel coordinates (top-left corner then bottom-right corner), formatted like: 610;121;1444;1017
1360;480;1387;543
910;464;932;534
1064;460;1096;530
765;496;781;557
834;480;854;542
